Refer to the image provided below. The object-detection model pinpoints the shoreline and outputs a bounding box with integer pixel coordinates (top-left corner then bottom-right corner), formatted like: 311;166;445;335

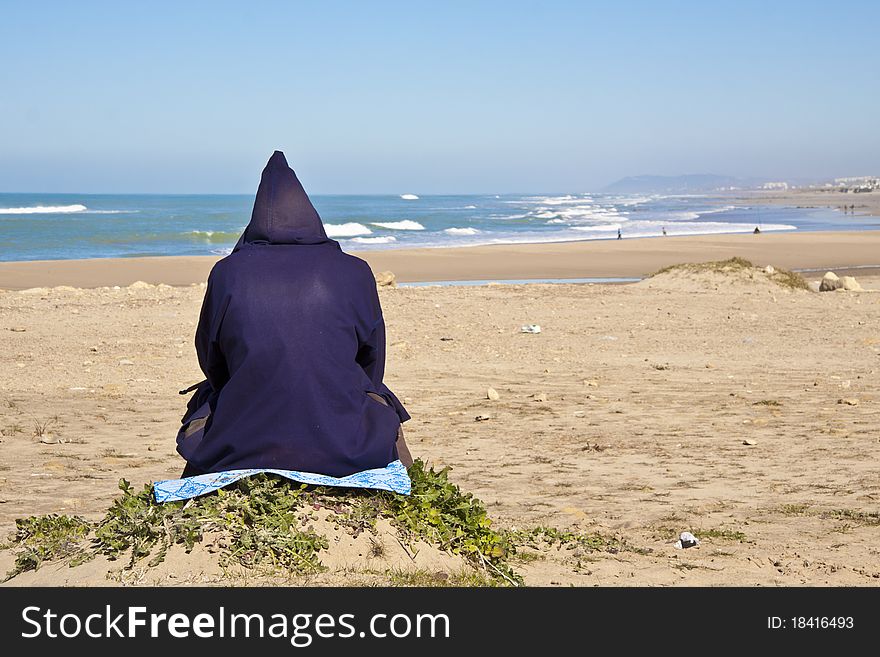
734;189;880;217
1;230;880;289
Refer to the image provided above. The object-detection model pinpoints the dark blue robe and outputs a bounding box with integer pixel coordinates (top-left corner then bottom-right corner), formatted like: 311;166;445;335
176;151;409;477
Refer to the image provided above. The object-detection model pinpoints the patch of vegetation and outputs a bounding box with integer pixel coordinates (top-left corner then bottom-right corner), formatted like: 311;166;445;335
3;423;24;436
651;257;809;290
820;509;880;527
510;526;626;555
693;528;747;542
653;257;756;277
754;399;782;407
2;460;550;586
779;503;810;516
387;568;496;587
31;417;56;438
654;525;746;543
9;515;91;577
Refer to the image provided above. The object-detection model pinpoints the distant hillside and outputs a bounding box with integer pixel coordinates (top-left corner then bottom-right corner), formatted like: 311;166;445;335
604;174;743;194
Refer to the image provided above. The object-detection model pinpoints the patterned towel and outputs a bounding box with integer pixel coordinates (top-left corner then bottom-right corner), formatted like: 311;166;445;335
153;460;411;503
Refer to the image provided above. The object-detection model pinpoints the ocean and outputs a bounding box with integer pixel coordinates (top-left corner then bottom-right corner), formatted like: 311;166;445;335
0;192;875;262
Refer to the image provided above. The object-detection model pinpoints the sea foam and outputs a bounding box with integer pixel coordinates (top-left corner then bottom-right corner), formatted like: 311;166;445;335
369;220;425;230
444;227;480;235
325;222;372;237
0;204;87;214
351;236;397;244
399;194;419;200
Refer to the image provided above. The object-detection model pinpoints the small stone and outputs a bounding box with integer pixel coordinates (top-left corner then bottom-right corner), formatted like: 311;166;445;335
819;271;842;292
743;439;758;446
841;276;863;292
764;265;775;274
573;410;585;418
39;434;59;444
374;271;396;287
9;326;26;332
520;324;541;334
838;398;859;406
118;359;135;366
532;392;548;402
486;387;500;401
584;379;599;387
474;414;492;422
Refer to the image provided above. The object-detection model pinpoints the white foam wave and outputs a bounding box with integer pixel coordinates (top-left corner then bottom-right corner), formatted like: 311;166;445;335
369;220;425;230
0;204;87;214
351;236;397;244
695;205;737;216
325;222;372;237
444;227;480;235
508;195;594;206
399;194;419;200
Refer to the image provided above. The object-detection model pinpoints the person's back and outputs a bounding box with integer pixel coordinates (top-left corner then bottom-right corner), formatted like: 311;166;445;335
178;152;410;477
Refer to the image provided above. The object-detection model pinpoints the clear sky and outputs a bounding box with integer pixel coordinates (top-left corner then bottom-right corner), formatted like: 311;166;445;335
1;1;878;193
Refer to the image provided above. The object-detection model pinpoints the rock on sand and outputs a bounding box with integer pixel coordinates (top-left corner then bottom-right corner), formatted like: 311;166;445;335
819;272;842;292
375;271;396;287
841;276;863;292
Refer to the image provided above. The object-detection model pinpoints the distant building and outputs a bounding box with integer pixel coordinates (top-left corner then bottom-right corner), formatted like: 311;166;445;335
761;181;789;190
833;176;879;193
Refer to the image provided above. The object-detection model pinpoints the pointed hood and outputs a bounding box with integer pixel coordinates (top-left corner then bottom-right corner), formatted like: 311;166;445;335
234;151;332;250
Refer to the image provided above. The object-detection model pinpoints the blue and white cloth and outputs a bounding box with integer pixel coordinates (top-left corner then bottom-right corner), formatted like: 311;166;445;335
153;459;411;503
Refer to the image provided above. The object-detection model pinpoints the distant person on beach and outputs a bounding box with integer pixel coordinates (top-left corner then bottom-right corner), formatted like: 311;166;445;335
176;151;413;478
617;227;622;240
753;226;761;234
662;227;667;236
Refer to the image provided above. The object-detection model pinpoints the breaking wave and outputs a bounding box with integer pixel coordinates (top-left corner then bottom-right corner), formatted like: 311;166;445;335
0;204;88;214
350;236;397;244
369;220;425;230
325;222;372;237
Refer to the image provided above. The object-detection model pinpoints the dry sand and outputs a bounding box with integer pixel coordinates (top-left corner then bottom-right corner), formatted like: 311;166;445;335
1;251;879;585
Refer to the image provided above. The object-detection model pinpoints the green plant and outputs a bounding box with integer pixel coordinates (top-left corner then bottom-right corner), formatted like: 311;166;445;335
9;515;91;578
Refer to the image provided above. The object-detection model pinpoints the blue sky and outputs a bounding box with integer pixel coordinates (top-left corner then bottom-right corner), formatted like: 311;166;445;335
1;1;878;193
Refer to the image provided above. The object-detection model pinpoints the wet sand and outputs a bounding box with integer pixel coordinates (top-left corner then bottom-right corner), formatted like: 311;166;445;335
1;230;880;290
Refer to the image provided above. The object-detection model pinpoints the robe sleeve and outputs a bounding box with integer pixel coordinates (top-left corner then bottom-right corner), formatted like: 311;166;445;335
195;275;231;392
356;312;411;423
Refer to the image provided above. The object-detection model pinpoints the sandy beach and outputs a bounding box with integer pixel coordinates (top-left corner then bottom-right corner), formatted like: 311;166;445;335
2;230;880;290
1;232;879;586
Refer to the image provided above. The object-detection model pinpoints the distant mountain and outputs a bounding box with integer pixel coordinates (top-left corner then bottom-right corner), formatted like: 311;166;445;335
603;174;744;194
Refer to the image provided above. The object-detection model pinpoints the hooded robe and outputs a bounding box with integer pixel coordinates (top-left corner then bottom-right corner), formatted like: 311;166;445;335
176;151;410;477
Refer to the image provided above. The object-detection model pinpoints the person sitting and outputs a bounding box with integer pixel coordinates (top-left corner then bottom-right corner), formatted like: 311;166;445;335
177;151;413;478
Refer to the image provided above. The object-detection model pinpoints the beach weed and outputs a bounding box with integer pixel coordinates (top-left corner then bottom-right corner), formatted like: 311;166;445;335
7;515;91;578
693;528;747;542
387;568;497;587
1;461;532;585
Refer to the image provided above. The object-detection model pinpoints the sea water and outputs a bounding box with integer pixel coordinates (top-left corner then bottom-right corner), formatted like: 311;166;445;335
0;192;875;262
